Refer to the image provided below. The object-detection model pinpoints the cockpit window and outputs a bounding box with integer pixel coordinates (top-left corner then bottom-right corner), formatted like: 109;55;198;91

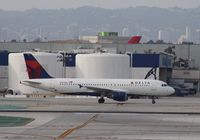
161;84;168;87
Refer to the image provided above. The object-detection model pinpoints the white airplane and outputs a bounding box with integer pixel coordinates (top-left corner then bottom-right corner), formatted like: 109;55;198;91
21;53;175;104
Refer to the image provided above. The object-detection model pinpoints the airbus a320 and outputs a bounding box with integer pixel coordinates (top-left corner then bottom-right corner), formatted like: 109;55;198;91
21;53;175;104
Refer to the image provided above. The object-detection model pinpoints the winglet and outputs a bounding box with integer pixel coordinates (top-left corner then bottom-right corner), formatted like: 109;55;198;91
24;53;53;79
144;66;157;80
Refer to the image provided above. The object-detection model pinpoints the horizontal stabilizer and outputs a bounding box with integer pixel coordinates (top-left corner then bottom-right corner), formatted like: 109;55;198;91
22;80;41;85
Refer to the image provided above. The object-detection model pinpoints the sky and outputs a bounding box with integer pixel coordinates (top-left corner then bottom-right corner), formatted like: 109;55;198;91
0;0;200;11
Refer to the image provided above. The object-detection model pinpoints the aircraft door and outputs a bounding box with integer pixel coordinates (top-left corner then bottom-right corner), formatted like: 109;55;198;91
49;81;57;92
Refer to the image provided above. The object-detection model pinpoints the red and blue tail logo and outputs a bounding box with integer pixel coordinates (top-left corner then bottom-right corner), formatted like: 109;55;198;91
128;36;142;44
24;54;53;79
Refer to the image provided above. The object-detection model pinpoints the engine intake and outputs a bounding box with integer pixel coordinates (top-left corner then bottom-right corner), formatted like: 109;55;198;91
112;92;128;102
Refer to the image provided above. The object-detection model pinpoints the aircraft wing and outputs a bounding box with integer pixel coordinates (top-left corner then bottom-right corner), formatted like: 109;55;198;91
78;84;127;94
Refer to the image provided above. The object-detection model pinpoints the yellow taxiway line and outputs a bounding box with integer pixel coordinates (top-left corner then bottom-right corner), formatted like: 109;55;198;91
56;114;99;140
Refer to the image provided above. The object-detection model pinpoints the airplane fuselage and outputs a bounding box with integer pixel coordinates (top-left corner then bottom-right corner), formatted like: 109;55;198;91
22;78;174;97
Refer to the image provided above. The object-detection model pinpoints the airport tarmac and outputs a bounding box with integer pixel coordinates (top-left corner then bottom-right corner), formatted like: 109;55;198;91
1;97;200;140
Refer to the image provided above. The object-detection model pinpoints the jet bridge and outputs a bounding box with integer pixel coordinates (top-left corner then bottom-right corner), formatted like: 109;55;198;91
128;53;173;82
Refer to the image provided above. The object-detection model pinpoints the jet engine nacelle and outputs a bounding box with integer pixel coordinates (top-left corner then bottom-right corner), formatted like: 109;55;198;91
112;92;128;102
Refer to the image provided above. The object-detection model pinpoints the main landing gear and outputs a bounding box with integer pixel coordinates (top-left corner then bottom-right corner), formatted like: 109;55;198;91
152;96;156;104
98;97;105;104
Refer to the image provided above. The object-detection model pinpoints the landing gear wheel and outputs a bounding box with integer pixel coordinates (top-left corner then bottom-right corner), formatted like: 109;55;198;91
98;97;105;104
151;96;156;104
152;99;156;104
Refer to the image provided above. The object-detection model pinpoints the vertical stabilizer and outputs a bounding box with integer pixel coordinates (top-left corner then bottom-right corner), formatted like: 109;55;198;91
128;36;142;44
24;53;53;79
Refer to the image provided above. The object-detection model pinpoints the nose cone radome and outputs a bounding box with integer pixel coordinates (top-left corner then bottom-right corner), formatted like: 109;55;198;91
169;87;175;95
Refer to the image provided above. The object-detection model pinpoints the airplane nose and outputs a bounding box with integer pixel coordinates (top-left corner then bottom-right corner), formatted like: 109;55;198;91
169;87;175;95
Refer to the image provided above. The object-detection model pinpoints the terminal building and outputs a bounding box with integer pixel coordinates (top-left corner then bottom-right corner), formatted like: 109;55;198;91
1;51;174;95
65;52;173;81
79;32;142;44
0;41;200;94
0;51;8;92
